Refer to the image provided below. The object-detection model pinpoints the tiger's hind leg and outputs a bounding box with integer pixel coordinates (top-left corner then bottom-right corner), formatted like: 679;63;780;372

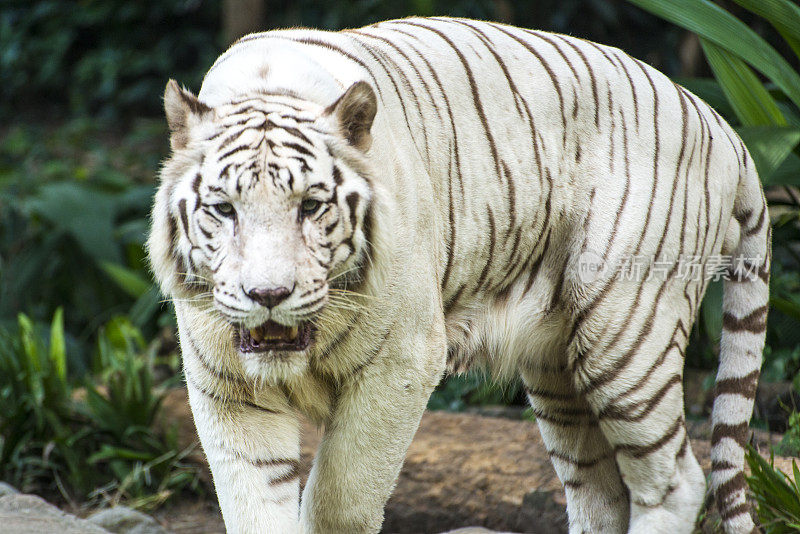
572;318;706;534
520;358;629;534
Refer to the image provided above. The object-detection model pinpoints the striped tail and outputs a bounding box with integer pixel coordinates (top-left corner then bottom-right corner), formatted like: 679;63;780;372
711;157;770;534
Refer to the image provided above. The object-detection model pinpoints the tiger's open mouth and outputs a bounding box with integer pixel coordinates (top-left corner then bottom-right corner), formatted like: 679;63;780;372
237;321;313;353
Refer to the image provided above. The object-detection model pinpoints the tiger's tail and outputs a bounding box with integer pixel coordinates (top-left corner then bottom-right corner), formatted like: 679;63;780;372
711;155;770;534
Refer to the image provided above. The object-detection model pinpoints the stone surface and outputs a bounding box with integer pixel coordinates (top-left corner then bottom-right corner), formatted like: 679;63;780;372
88;506;169;534
0;482;20;497
0;494;109;534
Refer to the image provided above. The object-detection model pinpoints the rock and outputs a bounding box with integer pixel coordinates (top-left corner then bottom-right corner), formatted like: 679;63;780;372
0;482;20;497
0;494;109;534
88;506;169;534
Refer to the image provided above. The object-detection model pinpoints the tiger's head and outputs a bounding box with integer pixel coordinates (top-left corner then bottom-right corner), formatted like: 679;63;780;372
148;79;377;370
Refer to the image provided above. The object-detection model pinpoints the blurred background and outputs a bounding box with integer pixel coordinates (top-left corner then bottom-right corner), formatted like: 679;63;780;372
1;0;799;528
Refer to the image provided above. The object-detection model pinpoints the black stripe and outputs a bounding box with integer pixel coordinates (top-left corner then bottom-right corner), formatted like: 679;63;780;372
273;35;384;101
282;126;313;145
548;449;612;468
525;386;576;402
615;417;683;459
531;406;596;427
598;374;681;421
284;141;314;158
474;207;496;293
185;332;245;384
218;143;250;161
178;199;191;237
553;35;600;128
487;23;568;147
715;370;759;399
523;227;551;295
399;21;504;189
185;371;279;414
722;306;768;333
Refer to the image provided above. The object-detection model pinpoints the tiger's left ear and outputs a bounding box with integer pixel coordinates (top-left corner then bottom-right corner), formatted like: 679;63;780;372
325;81;377;151
164;79;212;151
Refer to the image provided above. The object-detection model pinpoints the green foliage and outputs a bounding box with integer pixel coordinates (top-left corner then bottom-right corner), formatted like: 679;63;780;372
626;0;800;113
775;411;800;457
1;0;689;119
0;0;221;118
0;311;200;509
622;0;800;185
0;310;75;490
428;372;522;411
745;446;800;533
0;119;171;373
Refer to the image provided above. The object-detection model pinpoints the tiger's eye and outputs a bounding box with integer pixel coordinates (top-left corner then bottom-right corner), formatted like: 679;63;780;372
213;202;234;216
301;198;321;215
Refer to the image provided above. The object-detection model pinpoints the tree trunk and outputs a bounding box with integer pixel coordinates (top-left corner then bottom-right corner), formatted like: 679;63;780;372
223;0;267;45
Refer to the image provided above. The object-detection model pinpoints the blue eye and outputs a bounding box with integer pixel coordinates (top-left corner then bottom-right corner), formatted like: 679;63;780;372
213;202;235;217
300;198;321;216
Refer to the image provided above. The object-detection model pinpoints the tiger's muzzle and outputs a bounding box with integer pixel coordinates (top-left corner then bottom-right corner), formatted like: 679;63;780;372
236;320;314;353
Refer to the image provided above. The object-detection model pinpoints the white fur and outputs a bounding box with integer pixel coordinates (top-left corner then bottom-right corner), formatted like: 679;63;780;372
148;17;769;534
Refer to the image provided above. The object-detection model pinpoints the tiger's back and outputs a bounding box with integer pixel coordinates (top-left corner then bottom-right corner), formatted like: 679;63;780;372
153;17;769;534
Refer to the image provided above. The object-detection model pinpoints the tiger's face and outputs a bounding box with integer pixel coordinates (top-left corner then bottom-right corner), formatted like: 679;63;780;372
149;80;377;362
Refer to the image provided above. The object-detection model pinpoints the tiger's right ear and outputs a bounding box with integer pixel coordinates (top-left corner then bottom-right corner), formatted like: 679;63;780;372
325;81;377;151
164;79;212;151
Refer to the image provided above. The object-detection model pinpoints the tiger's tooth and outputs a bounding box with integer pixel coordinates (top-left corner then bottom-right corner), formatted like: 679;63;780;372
250;328;263;342
289;326;299;339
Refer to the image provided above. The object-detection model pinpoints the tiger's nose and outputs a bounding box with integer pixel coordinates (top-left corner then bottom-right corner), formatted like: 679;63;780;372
246;286;292;308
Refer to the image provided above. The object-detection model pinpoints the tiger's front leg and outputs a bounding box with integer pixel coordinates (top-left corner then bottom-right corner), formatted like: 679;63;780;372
185;367;302;533
300;327;446;533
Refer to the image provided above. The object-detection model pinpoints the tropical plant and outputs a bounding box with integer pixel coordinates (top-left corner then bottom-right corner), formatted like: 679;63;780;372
0;119;171;373
776;410;800;457
746;446;800;533
0;310;201;509
0;0;221;118
428;371;523;411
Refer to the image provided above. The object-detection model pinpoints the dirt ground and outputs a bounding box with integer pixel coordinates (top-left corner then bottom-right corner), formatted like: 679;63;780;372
154;388;792;534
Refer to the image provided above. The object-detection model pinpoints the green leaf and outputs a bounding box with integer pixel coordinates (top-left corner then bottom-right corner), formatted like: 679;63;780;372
627;0;800;111
769;151;800;187
776;26;800;63
49;307;66;383
730;0;800;60
776;101;800;129
89;445;155;463
99;261;151;298
700;39;786;126
24;182;121;263
770;297;800;323
128;286;163;328
736;126;800;184
17;313;40;376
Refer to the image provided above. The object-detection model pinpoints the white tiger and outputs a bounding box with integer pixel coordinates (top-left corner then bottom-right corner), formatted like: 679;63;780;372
147;16;770;534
